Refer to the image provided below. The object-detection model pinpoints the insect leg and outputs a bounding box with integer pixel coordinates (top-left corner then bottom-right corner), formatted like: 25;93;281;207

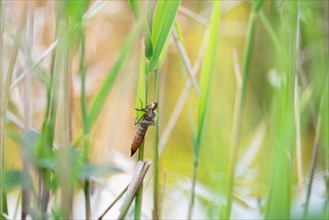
135;108;147;112
135;114;145;125
134;99;147;112
139;98;143;109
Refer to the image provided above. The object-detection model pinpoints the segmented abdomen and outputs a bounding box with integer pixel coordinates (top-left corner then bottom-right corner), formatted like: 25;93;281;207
131;123;149;156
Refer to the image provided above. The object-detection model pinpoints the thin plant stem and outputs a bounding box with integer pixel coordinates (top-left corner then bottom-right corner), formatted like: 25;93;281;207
78;7;92;130
304;117;321;216
1;4;26;216
79;20;91;220
159;171;167;217
178;7;208;26
98;184;129;220
152;69;160;219
37;2;62;214
225;9;258;219
158;29;207;155
9;39;58;91
189;1;220;218
22;2;33;219
294;0;304;203
134;49;148;220
2;11;25;110
188;159;198;219
224;49;243;219
258;10;284;56
266;3;297;217
304;84;327;215
186;88;197;220
83;0;111;21
134;124;145;220
0;0;4;216
55;2;73;218
39;38;57;218
84;181;91;219
172;27;200;95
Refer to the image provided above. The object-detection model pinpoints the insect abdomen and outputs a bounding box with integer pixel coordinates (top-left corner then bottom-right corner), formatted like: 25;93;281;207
131;124;149;156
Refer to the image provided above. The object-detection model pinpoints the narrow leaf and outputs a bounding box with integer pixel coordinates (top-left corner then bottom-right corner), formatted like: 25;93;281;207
128;0;153;58
136;44;146;120
197;1;220;149
148;0;181;74
88;21;142;127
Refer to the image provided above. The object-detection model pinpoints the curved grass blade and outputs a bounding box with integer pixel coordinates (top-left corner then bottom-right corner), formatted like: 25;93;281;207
67;0;90;25
147;0;181;74
189;1;220;218
196;1;220;151
88;20;143;127
135;42;146;120
265;2;298;218
128;0;153;58
83;0;111;21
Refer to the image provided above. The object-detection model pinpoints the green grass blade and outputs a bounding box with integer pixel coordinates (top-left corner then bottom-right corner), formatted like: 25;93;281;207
224;1;264;218
148;0;181;74
135;43;146;118
0;0;5;216
253;0;265;13
188;1;220;218
321;78;328;159
79;27;89;160
88;21;142;128
78;21;92;219
54;3;73;218
196;1;220;151
134;42;147;220
128;0;153;58
265;2;298;218
0;6;26;216
152;69;160;219
239;13;256;108
67;0;90;25
83;0;111;21
259;10;286;57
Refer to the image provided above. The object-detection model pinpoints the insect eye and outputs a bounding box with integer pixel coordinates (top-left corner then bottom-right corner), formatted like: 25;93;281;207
153;102;158;110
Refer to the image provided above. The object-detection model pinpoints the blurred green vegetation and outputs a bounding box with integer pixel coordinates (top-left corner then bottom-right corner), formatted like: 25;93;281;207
0;0;328;219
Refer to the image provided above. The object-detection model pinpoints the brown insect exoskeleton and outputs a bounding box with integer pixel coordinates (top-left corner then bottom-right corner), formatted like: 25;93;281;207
131;100;158;157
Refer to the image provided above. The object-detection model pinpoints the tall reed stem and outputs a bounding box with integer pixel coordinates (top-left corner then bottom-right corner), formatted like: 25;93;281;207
79;20;91;220
1;2;26;215
134;140;145;219
225;11;257;220
0;0;4;216
304;85;327;215
22;2;33;218
189;1;220;218
153;69;160;219
188;158;198;219
134;45;148;220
